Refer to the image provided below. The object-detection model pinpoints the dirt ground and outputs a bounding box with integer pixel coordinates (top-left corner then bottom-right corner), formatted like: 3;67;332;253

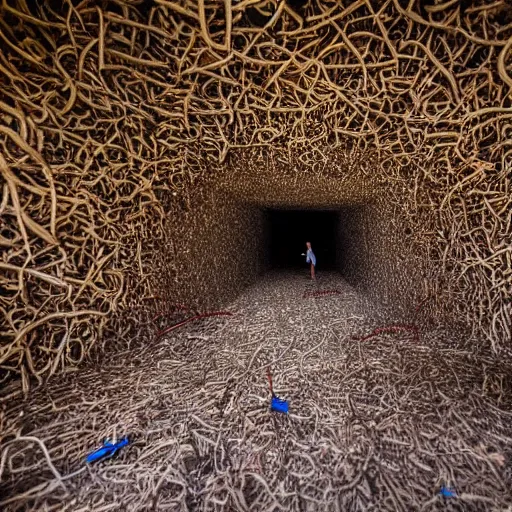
1;272;511;511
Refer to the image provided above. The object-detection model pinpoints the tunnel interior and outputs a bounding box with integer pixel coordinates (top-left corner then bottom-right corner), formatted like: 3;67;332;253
266;209;339;270
1;0;512;510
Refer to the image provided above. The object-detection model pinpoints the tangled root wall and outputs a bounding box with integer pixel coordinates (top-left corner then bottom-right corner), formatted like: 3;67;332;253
337;201;426;320
154;179;265;312
1;0;511;392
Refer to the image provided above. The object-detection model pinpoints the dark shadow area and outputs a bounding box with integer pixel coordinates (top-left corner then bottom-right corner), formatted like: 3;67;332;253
266;209;339;270
336;204;365;280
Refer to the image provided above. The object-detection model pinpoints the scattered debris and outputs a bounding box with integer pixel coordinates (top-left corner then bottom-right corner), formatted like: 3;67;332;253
86;437;130;464
271;396;289;414
439;485;457;499
2;274;511;510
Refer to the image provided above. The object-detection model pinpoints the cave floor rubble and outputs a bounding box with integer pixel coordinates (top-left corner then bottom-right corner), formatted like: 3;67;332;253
1;272;512;511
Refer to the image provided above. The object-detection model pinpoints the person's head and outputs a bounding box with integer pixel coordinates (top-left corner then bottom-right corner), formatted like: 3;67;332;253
306;241;311;249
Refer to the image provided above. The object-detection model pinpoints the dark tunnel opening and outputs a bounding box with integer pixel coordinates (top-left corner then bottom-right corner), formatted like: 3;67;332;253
265;209;339;270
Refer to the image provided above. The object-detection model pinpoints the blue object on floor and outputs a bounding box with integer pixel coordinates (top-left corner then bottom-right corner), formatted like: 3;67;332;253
86;436;130;463
440;486;457;498
271;396;289;414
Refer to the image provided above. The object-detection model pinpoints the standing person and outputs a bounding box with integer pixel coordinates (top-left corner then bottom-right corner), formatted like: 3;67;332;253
305;241;316;280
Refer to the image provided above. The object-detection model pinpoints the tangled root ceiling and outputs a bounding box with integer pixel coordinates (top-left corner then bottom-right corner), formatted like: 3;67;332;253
1;0;511;392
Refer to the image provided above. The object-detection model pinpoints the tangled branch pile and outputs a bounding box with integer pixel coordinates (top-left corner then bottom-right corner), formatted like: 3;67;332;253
1;274;511;510
1;0;511;390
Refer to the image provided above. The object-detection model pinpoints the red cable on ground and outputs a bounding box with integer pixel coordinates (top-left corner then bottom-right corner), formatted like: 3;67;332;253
353;324;420;343
303;289;341;298
156;311;233;338
151;305;194;322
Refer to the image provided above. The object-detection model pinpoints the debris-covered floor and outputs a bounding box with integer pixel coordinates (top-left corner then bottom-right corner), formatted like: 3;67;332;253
1;272;511;511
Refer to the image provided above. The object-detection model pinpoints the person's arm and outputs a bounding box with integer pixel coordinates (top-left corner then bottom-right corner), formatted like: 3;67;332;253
306;250;310;263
